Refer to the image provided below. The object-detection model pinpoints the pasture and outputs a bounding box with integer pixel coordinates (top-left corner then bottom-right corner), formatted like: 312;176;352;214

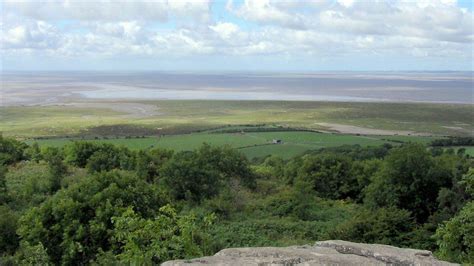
5;100;472;159
30;131;440;159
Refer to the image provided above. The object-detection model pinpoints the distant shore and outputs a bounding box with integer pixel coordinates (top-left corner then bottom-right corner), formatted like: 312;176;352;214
2;71;473;106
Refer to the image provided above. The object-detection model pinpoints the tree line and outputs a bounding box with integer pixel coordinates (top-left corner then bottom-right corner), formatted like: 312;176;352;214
0;135;472;264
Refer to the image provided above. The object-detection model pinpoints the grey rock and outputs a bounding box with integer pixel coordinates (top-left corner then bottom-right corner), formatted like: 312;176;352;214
162;240;458;266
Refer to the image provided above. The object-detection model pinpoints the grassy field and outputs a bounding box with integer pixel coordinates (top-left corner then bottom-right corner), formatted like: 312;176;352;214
2;100;473;138
5;100;472;158
30;131;440;159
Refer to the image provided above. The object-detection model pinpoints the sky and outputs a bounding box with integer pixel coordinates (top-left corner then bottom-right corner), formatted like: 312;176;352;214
1;0;473;72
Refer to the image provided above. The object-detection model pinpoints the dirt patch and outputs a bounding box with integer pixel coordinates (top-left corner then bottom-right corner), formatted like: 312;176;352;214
315;122;430;136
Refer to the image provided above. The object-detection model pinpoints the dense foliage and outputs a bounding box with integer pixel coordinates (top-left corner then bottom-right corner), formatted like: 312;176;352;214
0;136;27;165
0;136;472;264
431;136;474;147
435;201;474;263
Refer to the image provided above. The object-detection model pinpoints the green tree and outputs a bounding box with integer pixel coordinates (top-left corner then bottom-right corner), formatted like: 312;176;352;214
161;151;221;202
461;169;474;197
0;167;7;203
17;170;165;265
291;178;315;220
283;157;303;185
435;201;474;264
197;144;255;189
253;156;285;179
42;147;67;193
135;148;173;182
64;142;135;170
64;141;100;167
364;144;458;223
83;145;136;173
11;242;51;266
112;205;215;264
161;144;253;203
24;143;42;163
0;205;19;255
86;150;113;173
426;156;470;225
135;150;154;181
3;162;52;211
350;159;382;202
0;135;27;166
298;153;356;200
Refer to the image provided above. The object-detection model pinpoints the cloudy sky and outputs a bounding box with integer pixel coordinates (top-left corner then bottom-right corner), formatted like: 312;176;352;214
1;0;473;71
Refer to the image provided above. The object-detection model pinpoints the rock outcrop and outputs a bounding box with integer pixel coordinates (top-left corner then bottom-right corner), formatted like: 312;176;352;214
162;240;457;266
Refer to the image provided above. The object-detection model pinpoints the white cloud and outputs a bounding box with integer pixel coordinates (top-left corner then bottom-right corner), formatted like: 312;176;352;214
0;0;472;67
337;0;355;8
1;18;59;50
3;26;28;45
168;0;211;23
89;21;144;40
209;22;240;39
228;0;473;44
227;0;308;29
2;0;211;22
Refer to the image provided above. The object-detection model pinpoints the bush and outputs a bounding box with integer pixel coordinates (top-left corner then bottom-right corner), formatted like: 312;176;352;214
135;148;174;182
43;147;67;192
161;144;256;202
0;136;27;166
435;201;474;264
4;162;52;210
363;144;463;223
0;205;19;255
112;205;215;264
209;218;323;252
197;144;256;189
327;207;415;247
17;170;165;265
297;153;357;200
65;142;135;171
431;137;474;147
64;141;100;167
161;151;221;202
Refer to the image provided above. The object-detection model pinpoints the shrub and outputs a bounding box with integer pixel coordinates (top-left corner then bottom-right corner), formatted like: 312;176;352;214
327;207;415;247
112;205;215;264
435;201;474;264
17;171;165;265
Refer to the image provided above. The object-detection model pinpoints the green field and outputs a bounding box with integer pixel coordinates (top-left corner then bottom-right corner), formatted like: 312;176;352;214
31;131;441;159
6;100;473;159
2;100;473;138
